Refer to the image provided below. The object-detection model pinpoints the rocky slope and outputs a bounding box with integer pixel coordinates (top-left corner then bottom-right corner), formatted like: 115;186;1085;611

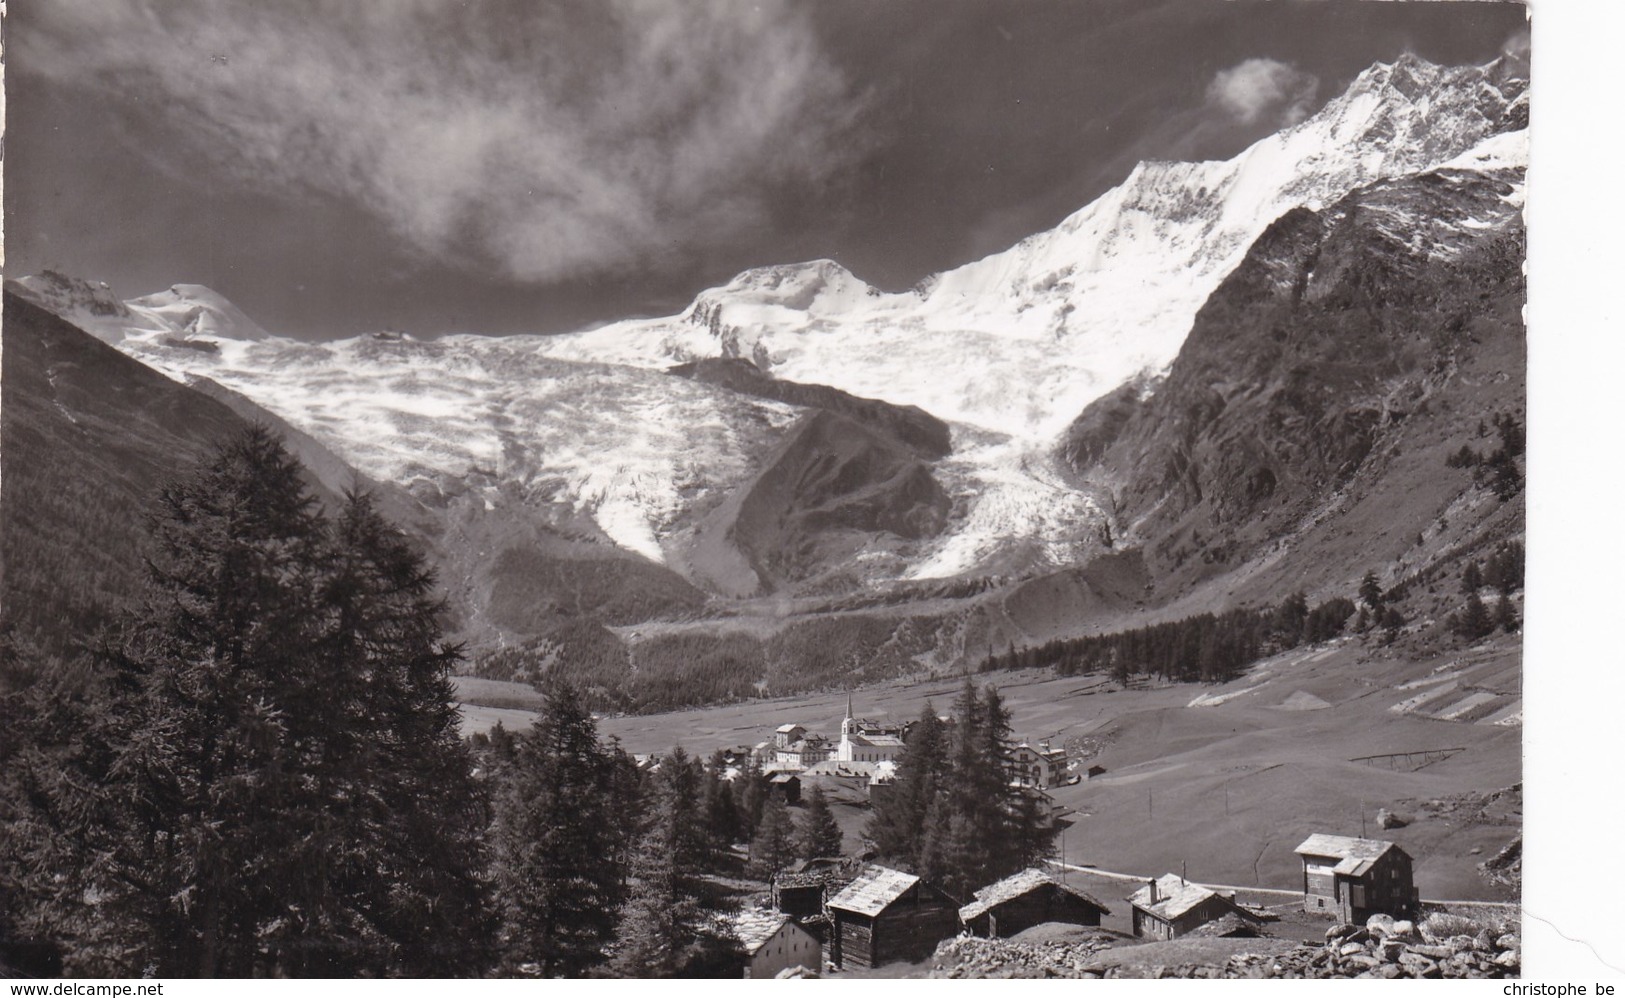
1063;144;1525;606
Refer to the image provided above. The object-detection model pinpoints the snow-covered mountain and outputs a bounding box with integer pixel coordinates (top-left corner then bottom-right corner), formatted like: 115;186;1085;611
15;53;1527;592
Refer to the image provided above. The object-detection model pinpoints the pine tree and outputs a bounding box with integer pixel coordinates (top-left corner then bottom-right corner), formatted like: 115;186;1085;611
1462;562;1484;595
4;429;493;976
491;684;627;977
749;792;796;879
1495;593;1520;633
609;819;703;978
1359;571;1384;613
1456;592;1494;642
866;702;946;867
796;786;844;861
610;766;708;978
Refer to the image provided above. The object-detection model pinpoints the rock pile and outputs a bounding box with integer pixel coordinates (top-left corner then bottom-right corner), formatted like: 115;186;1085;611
930;934;1112;979
1222;916;1519;980
925;913;1520;979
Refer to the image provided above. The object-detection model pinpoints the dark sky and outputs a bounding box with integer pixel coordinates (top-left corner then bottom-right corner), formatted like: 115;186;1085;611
4;0;1527;339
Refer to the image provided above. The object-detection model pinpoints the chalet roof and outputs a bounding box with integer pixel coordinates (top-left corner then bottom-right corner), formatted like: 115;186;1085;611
769;772;800;784
776;723;805;733
724;909;794;955
828;865;919;917
1294;834;1400;877
1127;874;1225;922
958;868;1112;922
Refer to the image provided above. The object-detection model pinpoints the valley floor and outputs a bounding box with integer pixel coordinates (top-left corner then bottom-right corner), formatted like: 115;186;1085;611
455;630;1521;902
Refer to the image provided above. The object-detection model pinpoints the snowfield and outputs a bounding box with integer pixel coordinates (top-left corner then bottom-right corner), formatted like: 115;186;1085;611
22;54;1527;586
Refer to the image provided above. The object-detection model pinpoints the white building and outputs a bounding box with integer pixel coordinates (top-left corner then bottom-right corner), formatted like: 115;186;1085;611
835;694;906;764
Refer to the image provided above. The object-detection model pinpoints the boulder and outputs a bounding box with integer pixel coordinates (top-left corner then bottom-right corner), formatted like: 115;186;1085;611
1389;919;1418;941
1375;808;1409;829
1325;923;1360;942
1496;933;1521;951
1447;934;1479;954
1366;913;1396;937
1339;942;1368;957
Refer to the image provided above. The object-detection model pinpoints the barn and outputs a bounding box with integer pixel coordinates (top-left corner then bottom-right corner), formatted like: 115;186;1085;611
959;869;1111;937
1126;874;1261;941
1294;834;1418;922
827;865;961;969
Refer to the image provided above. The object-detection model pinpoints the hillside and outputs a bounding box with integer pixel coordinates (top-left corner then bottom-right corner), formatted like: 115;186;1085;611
0;292;287;666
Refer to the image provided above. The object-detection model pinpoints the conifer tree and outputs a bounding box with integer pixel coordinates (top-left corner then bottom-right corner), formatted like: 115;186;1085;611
1495;593;1520;633
610;760;709;978
866;702;946;867
796;786;844;861
1456;591;1494;641
491;684;627;977
749;792;796;879
4;428;492;976
1359;571;1384;613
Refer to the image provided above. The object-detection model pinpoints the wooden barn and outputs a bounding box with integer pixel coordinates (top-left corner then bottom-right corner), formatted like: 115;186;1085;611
1294;834;1418;922
959;869;1111;937
723;909;823;979
827;865;961;969
768;772;802;805
1126;874;1262;941
773;870;836;920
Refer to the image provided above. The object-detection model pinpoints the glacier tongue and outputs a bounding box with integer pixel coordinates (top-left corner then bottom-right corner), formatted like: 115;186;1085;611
77;54;1526;585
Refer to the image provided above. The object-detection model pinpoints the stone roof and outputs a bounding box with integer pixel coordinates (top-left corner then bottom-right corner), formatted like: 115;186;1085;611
828;864;919;917
1294;834;1399;877
1127;874;1225;921
958;868;1112;922
724;909;794;955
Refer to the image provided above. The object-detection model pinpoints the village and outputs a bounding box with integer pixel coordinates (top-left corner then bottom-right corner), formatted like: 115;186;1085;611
611;697;1516;980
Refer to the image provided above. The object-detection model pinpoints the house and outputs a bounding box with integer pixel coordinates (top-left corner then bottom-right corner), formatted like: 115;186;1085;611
723;909;823;979
1294;834;1418;922
1006;740;1070;788
827;865;961;969
1126;874;1262;940
775;733;834;769
958;869;1111;937
774;723;808;750
768;772;802;805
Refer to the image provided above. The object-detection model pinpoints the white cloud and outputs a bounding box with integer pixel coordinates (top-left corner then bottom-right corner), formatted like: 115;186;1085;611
18;0;871;283
1205;57;1320;129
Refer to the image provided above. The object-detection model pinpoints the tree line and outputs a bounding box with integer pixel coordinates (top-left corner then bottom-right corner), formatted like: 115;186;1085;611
981;592;1360;684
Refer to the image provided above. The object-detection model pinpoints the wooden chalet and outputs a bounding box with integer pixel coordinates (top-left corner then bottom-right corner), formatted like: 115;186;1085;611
1126;874;1261;941
959;868;1111;937
723;909;822;979
1294;834;1418;922
772;869;839;920
827;865;961;969
768;772;802;805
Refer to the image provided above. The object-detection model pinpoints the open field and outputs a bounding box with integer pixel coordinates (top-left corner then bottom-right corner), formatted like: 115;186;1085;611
455;629;1520;901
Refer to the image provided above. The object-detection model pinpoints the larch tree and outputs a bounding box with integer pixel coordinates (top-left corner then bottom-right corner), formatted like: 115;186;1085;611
491;683;628;977
796;786;844;861
3;428;491;976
